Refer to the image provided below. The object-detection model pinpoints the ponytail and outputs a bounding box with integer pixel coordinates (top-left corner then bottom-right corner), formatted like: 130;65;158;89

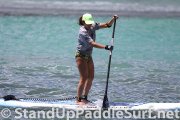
78;16;85;26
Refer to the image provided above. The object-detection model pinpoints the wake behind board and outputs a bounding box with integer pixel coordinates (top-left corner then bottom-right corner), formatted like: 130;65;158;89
1;97;180;111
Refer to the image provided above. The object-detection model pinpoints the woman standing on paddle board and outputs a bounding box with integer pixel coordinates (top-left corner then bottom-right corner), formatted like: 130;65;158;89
75;13;118;104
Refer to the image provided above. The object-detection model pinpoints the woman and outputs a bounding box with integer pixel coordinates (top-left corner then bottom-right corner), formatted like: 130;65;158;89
75;13;118;104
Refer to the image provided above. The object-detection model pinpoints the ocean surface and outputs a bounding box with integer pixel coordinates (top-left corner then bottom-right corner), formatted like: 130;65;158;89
0;0;180;119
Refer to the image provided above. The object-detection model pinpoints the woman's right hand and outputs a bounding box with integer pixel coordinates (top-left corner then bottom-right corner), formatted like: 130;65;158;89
105;45;113;51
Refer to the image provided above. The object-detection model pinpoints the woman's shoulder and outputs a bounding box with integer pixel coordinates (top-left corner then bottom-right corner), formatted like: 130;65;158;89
91;23;100;30
79;26;87;34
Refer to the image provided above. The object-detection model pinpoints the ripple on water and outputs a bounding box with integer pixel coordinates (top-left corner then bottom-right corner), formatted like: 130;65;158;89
26;88;59;95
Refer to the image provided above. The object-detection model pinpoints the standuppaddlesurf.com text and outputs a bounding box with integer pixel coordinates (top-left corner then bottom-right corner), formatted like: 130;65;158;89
1;107;180;119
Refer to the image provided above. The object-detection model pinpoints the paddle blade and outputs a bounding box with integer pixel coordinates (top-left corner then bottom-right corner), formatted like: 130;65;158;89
102;95;109;109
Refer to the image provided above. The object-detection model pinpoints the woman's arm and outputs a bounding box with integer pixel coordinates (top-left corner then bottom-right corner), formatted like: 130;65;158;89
90;41;105;49
90;41;113;51
99;15;118;29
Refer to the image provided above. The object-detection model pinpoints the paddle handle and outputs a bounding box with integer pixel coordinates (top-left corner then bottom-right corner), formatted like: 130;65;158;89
112;17;117;39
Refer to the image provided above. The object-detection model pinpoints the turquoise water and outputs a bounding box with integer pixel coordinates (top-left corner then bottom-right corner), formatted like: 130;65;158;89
0;15;180;107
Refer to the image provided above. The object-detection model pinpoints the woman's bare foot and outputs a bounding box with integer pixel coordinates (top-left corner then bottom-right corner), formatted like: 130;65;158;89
76;100;89;105
81;99;89;104
76;101;85;105
76;95;89;105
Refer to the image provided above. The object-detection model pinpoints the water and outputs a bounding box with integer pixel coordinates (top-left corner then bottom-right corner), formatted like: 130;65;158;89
1;16;180;101
0;0;180;120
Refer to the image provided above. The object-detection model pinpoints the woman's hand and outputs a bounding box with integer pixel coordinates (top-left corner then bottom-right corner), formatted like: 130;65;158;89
100;15;119;29
113;15;119;19
106;15;118;28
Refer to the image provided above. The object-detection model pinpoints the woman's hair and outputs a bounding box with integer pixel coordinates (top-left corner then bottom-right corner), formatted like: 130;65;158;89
78;16;85;25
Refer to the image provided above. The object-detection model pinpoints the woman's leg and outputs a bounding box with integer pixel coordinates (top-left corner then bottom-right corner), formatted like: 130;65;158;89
83;57;94;98
76;57;88;103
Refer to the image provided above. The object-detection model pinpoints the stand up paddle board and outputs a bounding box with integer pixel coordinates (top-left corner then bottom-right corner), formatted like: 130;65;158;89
0;95;180;111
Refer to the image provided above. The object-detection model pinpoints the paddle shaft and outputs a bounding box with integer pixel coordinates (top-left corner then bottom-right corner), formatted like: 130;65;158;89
102;18;117;109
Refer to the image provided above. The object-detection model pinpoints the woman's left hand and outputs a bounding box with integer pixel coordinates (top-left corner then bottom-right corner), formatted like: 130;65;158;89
113;15;119;19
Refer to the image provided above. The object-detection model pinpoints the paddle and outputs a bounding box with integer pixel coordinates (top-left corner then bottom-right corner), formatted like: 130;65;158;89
102;16;117;109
